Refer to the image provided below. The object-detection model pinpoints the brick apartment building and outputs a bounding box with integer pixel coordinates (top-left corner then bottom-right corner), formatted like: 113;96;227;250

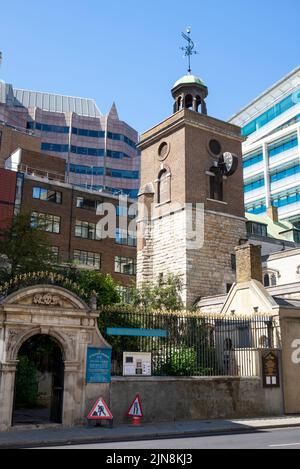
1;148;137;297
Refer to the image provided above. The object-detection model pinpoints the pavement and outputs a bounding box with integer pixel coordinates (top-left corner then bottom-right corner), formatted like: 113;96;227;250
1;416;300;449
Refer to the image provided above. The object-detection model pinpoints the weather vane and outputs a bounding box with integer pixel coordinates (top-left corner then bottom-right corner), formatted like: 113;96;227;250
181;28;197;75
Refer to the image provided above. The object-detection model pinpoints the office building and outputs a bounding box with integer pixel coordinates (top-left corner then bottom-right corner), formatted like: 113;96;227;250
0;80;140;198
229;66;300;226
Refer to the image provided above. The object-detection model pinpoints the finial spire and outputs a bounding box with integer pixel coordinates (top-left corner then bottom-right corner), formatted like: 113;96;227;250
0;52;3;69
181;28;197;75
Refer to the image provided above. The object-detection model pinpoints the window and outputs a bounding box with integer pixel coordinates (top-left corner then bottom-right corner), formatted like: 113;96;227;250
272;188;300;209
115;228;137;247
115;256;136;276
243;150;264;168
270;163;300;183
242;93;297;137
264;272;277;287
72;127;105;138
246;221;268;237
158;169;171;204
107;132;137;149
32;187;62;204
246;201;266;215
293;230;300;243
268;134;298;158
31;212;61;234
69;164;104;176
28;122;69;133
209;172;223;201
73;250;101;269
41;143;69;153
75;220;100;240
106;168;139;179
231;254;236;271
244;178;265;193
76;197;97;210
71;146;105;157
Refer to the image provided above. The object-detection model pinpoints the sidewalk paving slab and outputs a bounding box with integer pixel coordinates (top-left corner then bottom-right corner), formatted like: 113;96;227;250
1;416;300;448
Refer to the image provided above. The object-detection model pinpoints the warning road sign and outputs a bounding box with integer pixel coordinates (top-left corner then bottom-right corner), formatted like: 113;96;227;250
88;397;113;420
127;394;143;417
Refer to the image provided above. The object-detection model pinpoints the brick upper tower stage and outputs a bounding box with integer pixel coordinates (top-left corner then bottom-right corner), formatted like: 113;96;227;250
137;74;247;306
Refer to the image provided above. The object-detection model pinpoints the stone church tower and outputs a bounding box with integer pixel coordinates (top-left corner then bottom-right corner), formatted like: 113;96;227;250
137;73;247;306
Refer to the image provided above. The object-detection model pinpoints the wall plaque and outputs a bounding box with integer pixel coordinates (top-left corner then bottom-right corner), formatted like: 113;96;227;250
262;351;280;388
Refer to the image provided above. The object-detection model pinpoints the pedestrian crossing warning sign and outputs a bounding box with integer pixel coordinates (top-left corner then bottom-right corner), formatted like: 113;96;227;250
127;394;143;417
88;397;113;420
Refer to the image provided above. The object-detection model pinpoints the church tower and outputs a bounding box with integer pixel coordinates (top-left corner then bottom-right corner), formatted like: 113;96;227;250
137;34;247;306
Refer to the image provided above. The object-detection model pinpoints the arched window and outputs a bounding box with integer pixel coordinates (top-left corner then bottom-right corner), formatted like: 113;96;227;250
177;96;182;111
263;271;278;287
157;169;171;205
209;167;223;201
184;94;193;110
195;95;202;112
264;274;270;287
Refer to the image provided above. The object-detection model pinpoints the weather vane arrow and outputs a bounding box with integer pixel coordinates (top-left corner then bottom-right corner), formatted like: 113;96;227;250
181;27;198;75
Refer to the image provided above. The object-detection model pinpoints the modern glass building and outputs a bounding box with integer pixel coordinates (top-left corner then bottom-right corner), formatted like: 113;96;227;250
0;81;140;198
229;66;300;227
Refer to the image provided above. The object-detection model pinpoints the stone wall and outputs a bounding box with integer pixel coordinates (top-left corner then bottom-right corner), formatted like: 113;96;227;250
110;376;283;424
186;211;247;304
137;206;247;306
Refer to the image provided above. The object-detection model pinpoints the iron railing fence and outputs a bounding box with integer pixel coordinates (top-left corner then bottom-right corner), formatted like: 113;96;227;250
99;309;281;378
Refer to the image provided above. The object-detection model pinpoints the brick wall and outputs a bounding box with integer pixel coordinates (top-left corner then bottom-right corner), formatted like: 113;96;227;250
0;168;17;230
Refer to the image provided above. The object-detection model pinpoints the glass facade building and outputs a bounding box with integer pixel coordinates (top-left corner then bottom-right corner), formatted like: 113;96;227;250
229;66;300;225
0;82;140;199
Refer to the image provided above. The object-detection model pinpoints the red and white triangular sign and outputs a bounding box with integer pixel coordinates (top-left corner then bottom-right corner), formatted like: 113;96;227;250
88;397;113;420
127;394;143;417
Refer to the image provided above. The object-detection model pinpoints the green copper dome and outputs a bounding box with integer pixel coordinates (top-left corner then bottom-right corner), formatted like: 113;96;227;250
173;74;206;89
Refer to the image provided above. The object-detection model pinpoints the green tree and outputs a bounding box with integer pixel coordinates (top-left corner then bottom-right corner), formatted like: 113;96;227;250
0;213;55;282
62;268;120;306
131;274;184;311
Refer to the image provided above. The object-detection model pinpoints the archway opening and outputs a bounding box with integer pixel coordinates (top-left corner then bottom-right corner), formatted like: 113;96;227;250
13;334;64;426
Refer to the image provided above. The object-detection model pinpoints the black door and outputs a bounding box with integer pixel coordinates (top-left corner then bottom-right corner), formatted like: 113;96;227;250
50;360;64;423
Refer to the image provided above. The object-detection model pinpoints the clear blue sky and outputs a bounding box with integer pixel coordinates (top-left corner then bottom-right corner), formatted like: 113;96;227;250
1;0;299;133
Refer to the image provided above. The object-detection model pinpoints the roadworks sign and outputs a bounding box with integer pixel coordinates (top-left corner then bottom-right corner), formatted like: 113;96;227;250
127;394;143;417
88;397;113;420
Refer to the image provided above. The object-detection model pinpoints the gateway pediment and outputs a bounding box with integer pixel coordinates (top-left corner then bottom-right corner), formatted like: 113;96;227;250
2;285;90;311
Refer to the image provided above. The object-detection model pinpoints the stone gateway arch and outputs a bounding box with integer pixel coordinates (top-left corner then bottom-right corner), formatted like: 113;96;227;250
0;285;111;431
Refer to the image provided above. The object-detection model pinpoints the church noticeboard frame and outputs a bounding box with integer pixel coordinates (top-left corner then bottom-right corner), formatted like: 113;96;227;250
262;351;280;388
86;347;112;384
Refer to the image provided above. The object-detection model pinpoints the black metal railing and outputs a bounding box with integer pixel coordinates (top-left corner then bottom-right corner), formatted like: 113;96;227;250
99;308;281;378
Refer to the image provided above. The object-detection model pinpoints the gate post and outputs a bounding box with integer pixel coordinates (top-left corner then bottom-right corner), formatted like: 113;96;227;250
0;361;18;431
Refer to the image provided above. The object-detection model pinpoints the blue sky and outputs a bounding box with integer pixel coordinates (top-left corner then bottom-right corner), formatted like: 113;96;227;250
1;0;299;133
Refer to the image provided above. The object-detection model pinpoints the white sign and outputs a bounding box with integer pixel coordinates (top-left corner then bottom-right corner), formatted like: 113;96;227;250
123;352;152;376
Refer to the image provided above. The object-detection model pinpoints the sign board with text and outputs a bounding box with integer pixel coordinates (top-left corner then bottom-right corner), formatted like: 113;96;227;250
123;352;152;377
86;347;112;383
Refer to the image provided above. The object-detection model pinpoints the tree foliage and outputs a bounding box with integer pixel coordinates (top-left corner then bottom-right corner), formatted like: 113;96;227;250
131;274;184;311
0;213;55;282
60;268;120;306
